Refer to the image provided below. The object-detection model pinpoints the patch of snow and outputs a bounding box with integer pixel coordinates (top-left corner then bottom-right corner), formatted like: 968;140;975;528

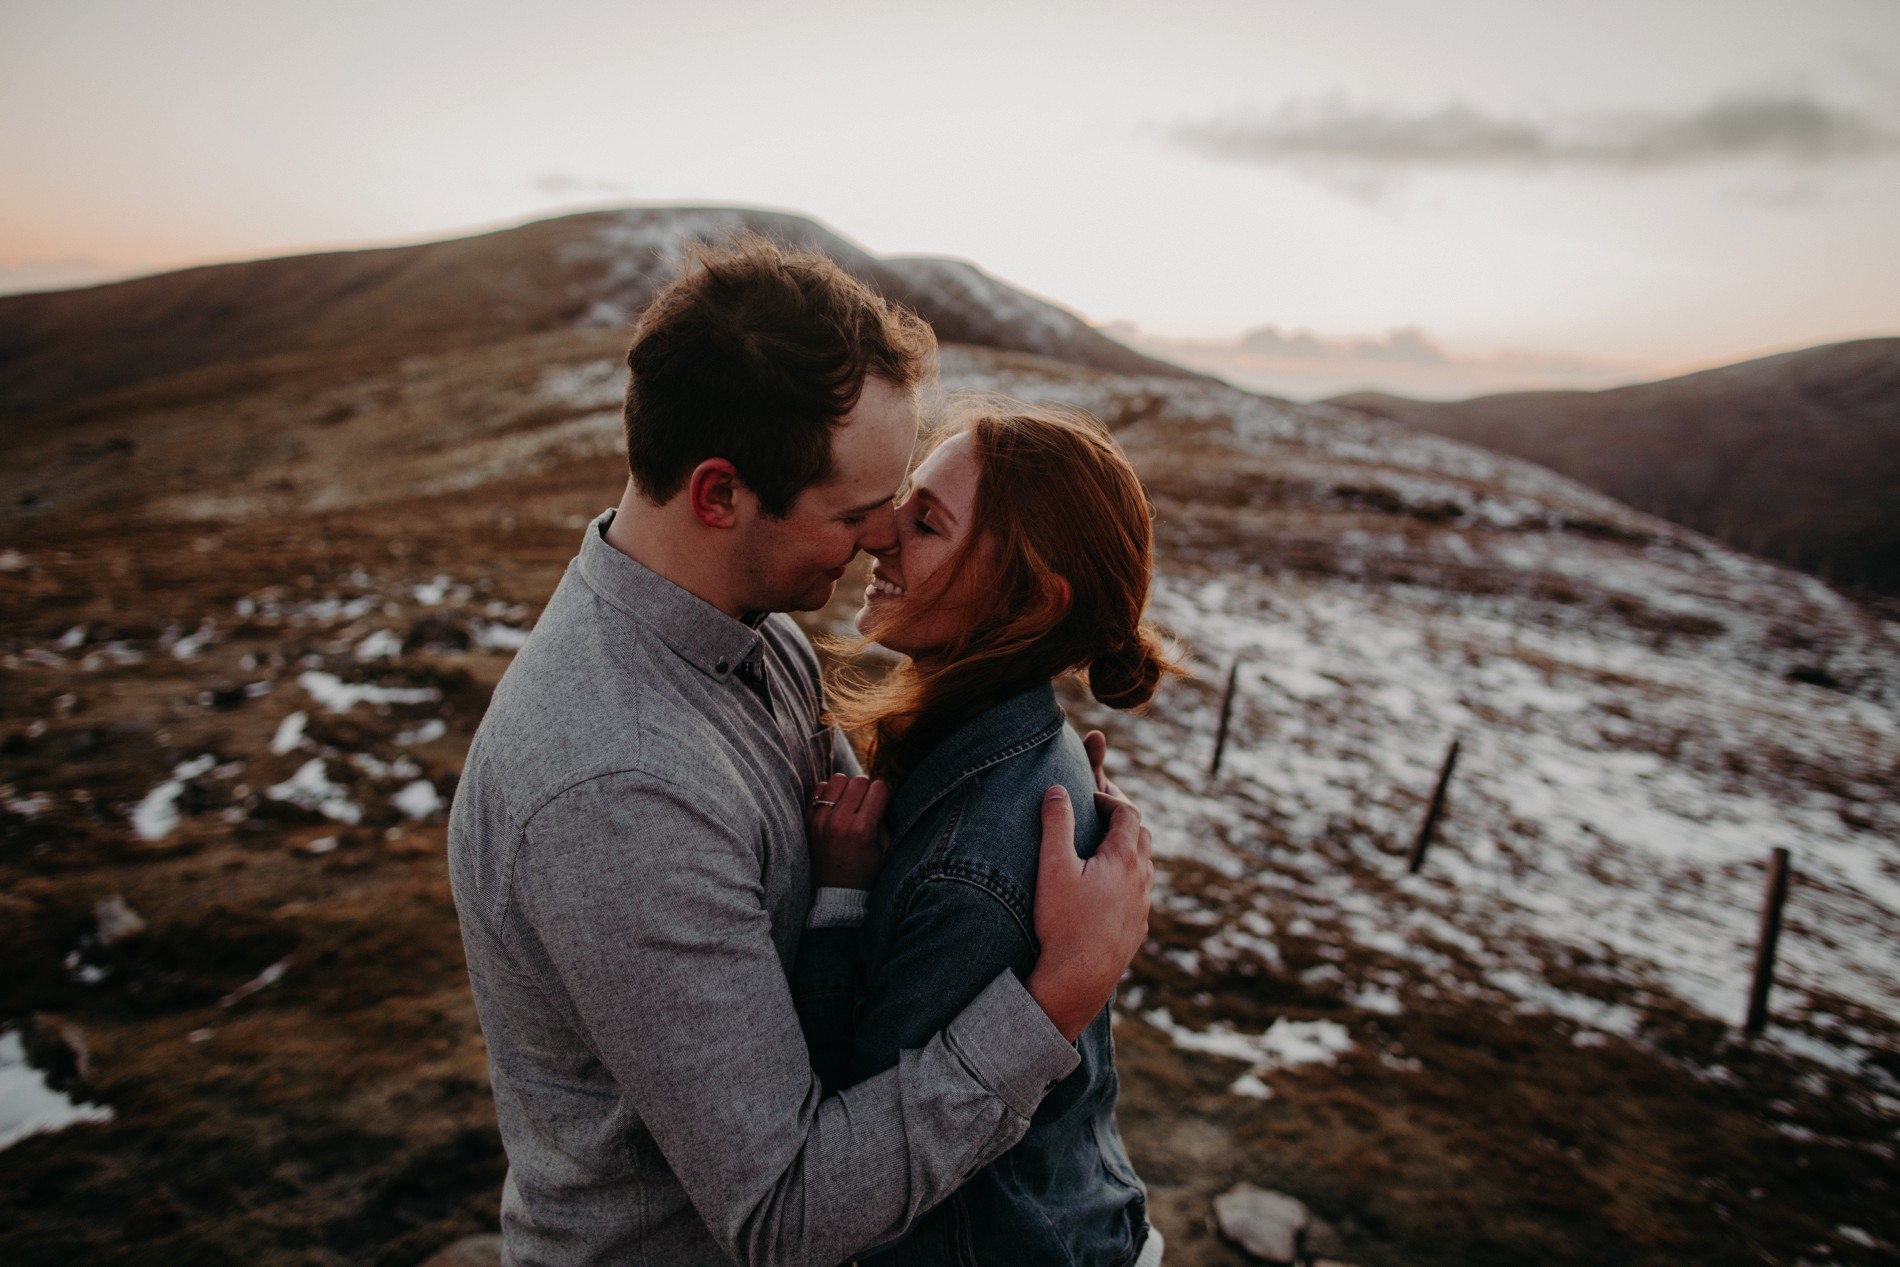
1351;987;1406;1016
353;629;403;662
265;760;361;824
1144;1008;1355;1085
1230;1072;1274;1098
539;360;624;410
392;779;441;819
472;622;531;651
349;752;419;780
219;958;289;1008
168;619;217;660
395;719;447;746
0;1031;112;1151
62;951;107;985
5;791;53;820
93;896;146;945
130;755;217;841
270;711;308;755
297;671;440;714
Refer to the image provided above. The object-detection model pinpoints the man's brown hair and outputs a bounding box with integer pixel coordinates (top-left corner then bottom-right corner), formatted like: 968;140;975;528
622;235;936;517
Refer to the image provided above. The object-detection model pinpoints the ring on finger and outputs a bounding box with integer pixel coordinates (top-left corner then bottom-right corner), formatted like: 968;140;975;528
810;798;836;808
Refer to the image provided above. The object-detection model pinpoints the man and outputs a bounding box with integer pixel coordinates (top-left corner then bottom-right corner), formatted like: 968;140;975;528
448;238;1153;1267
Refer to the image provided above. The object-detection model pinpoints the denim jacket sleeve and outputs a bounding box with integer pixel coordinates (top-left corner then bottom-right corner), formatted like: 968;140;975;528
845;874;1040;1089
791;729;869;1090
791;919;863;1092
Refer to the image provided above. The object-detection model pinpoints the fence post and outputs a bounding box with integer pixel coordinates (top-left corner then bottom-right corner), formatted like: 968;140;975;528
1744;848;1792;1035
1208;657;1240;779
1405;739;1461;874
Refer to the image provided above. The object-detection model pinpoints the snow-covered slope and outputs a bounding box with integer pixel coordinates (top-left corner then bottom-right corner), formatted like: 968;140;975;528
934;346;1900;1096
561;207;1188;376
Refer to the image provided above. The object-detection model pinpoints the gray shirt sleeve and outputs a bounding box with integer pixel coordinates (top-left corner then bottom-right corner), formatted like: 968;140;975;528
510;770;1079;1267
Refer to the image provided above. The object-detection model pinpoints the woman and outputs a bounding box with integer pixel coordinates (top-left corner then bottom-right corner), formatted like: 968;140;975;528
796;402;1176;1267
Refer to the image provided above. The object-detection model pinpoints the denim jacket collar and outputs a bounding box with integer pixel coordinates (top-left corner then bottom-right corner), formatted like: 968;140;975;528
889;682;1067;839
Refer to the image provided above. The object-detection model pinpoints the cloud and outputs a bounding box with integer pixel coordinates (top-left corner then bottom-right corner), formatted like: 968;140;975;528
530;171;633;197
1237;324;1449;367
1166;93;1899;172
1107;323;1647;402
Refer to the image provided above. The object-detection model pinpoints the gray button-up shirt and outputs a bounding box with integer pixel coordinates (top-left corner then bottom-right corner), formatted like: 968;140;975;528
448;513;1079;1267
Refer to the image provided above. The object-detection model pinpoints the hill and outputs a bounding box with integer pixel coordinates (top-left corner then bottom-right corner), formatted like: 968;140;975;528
1;214;1896;1266
1328;338;1900;598
0;206;1188;424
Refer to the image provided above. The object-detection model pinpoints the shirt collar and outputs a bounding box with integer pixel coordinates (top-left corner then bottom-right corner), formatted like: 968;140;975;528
577;509;765;685
889;682;1066;839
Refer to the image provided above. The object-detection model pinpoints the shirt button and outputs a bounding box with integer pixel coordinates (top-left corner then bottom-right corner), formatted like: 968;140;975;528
715;659;729;674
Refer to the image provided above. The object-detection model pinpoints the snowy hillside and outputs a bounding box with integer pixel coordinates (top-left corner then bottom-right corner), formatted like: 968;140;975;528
928;346;1900;1107
4;223;1895;1262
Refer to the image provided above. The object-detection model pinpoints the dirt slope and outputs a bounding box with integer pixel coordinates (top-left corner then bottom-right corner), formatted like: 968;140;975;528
0;207;1188;425
3;335;1895;1265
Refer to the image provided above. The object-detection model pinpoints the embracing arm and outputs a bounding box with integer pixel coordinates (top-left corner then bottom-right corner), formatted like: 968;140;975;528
514;772;1078;1267
791;772;889;1090
791;889;869;1093
847;867;1042;1089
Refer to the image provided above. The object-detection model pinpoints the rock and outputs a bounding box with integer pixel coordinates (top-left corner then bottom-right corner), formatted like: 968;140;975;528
22;1015;94;1090
420;1234;503;1267
1305;1215;1347;1259
407;615;470;653
1213;1183;1310;1264
94;895;147;945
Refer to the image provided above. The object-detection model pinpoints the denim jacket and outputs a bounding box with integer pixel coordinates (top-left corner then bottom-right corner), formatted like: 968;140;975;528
794;683;1150;1266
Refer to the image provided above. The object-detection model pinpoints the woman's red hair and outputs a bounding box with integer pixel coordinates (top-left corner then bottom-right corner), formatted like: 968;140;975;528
830;401;1179;783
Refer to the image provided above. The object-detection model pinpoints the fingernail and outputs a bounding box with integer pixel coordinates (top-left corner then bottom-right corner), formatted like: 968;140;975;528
1045;786;1068;802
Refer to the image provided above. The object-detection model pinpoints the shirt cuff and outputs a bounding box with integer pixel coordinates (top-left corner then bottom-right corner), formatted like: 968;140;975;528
943;970;1081;1121
805;887;870;929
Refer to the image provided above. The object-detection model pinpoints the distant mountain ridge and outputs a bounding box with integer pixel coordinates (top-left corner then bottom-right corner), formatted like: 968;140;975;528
1329;338;1900;598
0;206;1189;422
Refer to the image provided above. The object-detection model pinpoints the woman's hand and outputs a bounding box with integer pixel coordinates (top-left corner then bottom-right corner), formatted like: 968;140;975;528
806;772;892;890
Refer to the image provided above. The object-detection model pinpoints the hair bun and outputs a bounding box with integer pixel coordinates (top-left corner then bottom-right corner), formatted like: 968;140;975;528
1088;627;1168;711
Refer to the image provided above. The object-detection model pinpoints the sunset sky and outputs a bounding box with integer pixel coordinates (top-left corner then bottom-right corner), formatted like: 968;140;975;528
4;0;1898;398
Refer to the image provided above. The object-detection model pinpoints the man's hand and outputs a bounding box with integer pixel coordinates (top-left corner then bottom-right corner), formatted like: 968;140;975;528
1024;784;1153;1042
1083;730;1123;800
806;772;891;890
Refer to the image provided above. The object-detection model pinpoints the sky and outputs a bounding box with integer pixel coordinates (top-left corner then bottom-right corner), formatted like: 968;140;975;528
3;0;1898;399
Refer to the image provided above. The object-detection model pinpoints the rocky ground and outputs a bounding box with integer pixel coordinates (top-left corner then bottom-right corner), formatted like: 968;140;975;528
3;345;1896;1266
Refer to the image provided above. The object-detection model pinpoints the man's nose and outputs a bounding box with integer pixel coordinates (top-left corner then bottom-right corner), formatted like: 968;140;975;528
857;503;899;555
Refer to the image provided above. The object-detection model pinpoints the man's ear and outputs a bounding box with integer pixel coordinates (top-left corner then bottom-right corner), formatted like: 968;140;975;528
687;459;744;529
